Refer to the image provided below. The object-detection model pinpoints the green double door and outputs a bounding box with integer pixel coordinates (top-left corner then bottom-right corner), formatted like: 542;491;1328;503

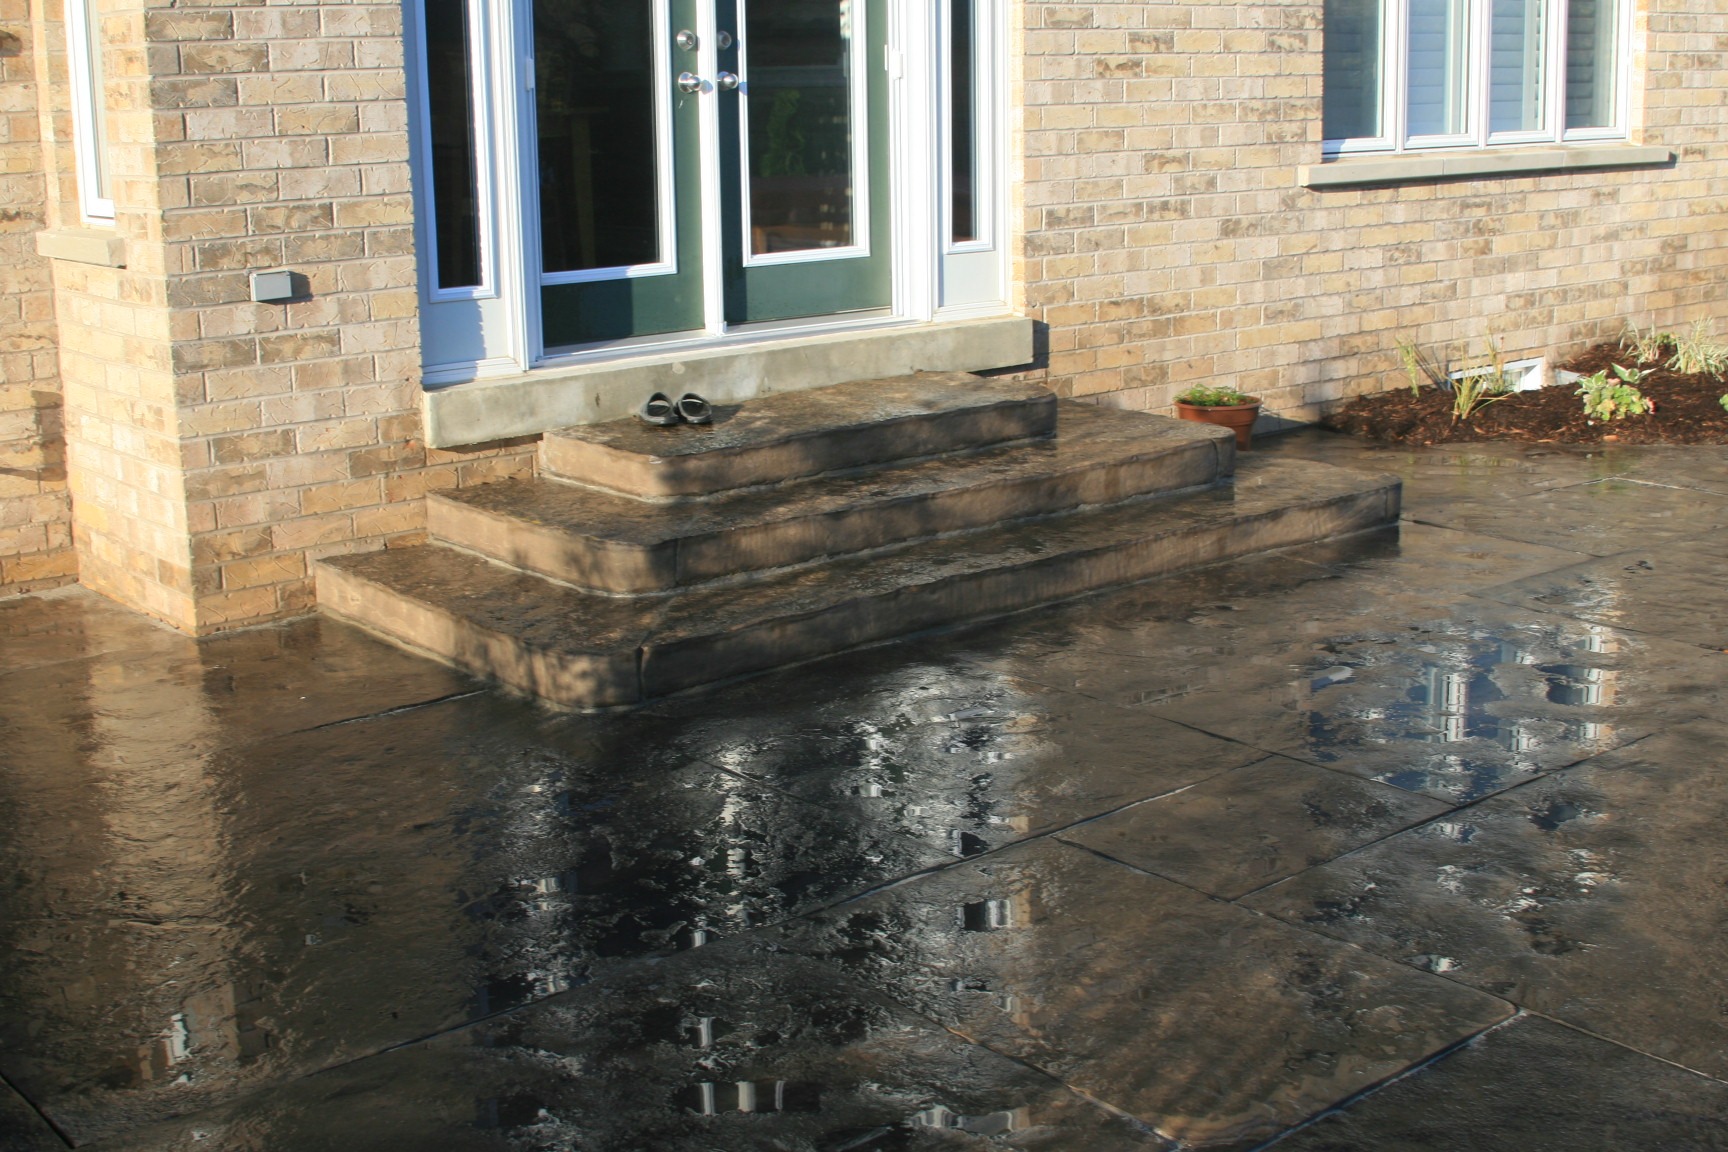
533;0;892;349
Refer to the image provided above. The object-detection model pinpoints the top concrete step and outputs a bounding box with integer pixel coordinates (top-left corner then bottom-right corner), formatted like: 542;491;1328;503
539;372;1056;499
431;404;1232;594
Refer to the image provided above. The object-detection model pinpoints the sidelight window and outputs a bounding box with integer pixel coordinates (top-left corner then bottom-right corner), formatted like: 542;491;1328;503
65;0;113;221
418;0;493;294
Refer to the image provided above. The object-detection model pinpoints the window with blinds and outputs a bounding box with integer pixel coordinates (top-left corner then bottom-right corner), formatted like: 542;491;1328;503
1323;0;1627;153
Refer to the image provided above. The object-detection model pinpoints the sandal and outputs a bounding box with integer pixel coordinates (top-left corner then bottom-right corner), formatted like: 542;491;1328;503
677;393;713;425
637;392;679;425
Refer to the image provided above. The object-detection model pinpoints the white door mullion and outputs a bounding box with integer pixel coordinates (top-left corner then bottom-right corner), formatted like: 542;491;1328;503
1388;0;1408;150
491;0;530;370
697;1;726;335
1470;0;1488;146
1547;0;1568;142
893;0;935;322
513;1;548;366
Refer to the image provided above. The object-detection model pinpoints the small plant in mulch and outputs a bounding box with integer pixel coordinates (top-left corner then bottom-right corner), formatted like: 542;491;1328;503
1576;364;1656;423
1392;336;1518;422
1665;320;1728;377
1322;323;1728;446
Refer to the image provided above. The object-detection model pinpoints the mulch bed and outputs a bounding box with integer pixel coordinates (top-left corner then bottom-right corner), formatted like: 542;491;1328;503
1320;342;1728;445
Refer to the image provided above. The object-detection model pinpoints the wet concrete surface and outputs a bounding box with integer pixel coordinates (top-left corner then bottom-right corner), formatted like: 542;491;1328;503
0;429;1724;1149
1272;1014;1728;1151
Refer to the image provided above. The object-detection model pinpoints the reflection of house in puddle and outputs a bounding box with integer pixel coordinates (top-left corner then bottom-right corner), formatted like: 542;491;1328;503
686;1080;822;1115
1539;624;1620;744
1303;624;1622;757
911;1104;1032;1134
953;890;1036;1030
62;653;272;1090
960;892;1032;932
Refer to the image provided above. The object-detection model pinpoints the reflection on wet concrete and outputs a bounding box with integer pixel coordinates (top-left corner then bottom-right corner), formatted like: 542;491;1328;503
4;433;1728;1149
768;839;1509;1148
1274;1014;1728;1151
0;1075;60;1152
0;684;946;1143
635;646;1266;858
1067;756;1450;899
1146;600;1723;802
102;945;1161;1151
1479;533;1728;651
1246;718;1728;1080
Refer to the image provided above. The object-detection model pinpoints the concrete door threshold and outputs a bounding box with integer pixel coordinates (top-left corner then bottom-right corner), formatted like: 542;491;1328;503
421;315;1036;449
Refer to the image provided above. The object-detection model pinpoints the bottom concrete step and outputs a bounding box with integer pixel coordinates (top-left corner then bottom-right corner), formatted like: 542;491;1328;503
316;457;1399;709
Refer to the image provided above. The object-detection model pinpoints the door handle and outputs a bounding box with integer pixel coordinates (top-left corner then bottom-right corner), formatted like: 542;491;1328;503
677;71;704;94
715;71;740;91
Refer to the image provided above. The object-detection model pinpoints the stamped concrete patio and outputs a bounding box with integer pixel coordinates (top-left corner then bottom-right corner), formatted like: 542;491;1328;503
2;429;1727;1151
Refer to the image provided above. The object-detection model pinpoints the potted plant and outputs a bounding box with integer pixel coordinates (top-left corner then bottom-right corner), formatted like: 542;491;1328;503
1174;384;1262;451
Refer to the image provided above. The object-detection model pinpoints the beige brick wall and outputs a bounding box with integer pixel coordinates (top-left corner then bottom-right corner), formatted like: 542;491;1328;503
0;0;75;597
151;0;531;632
1009;0;1728;417
35;0;190;625
34;0;531;633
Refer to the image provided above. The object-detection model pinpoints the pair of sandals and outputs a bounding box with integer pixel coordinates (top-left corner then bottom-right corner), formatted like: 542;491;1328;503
638;392;712;426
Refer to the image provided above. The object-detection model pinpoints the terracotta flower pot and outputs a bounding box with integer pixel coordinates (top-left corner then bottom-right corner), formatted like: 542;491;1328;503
1175;399;1261;451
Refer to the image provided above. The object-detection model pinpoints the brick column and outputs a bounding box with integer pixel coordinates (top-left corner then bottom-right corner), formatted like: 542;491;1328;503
36;0;532;632
0;0;75;596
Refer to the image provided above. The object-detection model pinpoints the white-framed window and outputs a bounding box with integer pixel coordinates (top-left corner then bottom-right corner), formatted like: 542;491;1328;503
65;0;114;221
1323;0;1630;156
944;0;994;253
415;0;496;298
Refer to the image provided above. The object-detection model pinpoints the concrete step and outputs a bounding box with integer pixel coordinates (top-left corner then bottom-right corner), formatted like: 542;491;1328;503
538;372;1057;499
317;457;1400;710
431;404;1233;594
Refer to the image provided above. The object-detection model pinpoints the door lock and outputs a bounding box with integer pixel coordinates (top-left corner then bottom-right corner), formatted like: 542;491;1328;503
715;71;739;91
675;29;697;51
677;71;704;94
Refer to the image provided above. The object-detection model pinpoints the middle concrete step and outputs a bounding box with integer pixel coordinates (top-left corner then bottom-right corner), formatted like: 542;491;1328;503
429;403;1233;594
317;455;1401;710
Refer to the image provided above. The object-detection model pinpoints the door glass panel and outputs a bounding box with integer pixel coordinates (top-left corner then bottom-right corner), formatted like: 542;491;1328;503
743;0;856;255
424;0;483;289
536;0;661;273
949;0;976;243
1489;0;1547;134
1407;0;1469;137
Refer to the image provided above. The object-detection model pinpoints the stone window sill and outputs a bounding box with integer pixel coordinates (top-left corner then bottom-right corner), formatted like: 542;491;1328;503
1300;144;1674;188
35;227;126;267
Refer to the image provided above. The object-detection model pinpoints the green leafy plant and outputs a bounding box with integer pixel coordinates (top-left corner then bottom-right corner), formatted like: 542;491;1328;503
1176;384;1255;407
1447;338;1518;422
1665;320;1728;379
1719;394;1728;414
1577;364;1656;422
1619;321;1675;366
1396;337;1448;397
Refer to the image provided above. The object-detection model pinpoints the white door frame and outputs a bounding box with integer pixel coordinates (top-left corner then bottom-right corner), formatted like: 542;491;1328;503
412;0;1008;385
